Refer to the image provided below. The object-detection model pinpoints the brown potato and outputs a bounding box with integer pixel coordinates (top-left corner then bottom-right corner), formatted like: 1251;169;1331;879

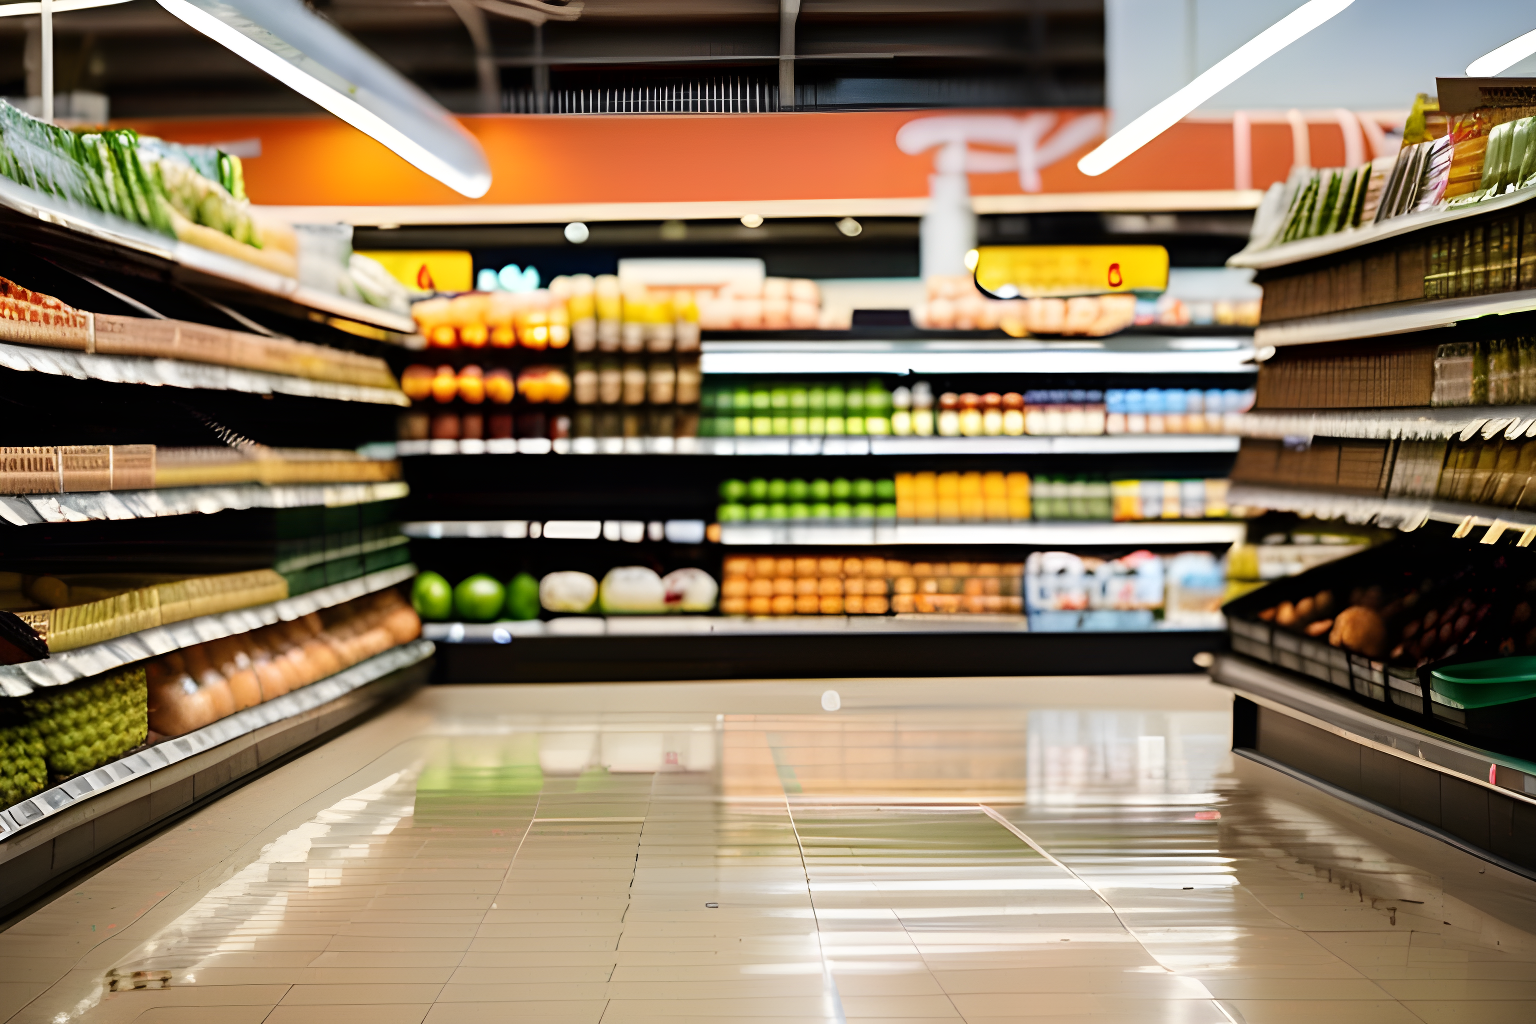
1314;591;1335;615
1257;607;1277;622
1305;618;1334;637
1295;597;1315;621
1275;601;1298;626
1329;606;1387;657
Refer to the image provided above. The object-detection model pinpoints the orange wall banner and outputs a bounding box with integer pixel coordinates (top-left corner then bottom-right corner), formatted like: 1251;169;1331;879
119;109;1375;216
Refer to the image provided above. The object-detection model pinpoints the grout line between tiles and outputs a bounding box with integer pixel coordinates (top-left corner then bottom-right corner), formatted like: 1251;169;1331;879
783;796;848;1024
978;803;1242;1024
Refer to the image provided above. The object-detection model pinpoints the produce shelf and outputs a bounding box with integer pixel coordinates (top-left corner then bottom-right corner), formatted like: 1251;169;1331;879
0;340;410;406
1228;185;1536;272
0;562;418;695
430;626;1222;682
398;519;1244;546
1253;289;1536;348
1227;482;1536;540
1212;651;1536;879
0;480;409;527
718;520;1248;546
424;617;1219;640
1237;406;1536;442
0;174;418;336
402;519;705;542
0;641;432;917
391;435;1241;457
698;336;1257;375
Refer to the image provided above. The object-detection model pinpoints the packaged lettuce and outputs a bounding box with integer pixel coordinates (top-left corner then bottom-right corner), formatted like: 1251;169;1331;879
0;714;46;808
23;666;148;779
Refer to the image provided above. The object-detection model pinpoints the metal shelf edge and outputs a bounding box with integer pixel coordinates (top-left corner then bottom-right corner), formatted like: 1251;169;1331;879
1229;186;1536;271
0;563;418;695
0;175;415;334
0;480;410;527
1254;289;1536;347
0;639;434;842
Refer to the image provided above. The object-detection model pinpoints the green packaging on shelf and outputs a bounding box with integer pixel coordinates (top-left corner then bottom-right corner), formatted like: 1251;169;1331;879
825;385;845;413
23;666;147;779
0;713;46;807
719;479;747;501
808;387;826;413
1430;657;1536;709
831;478;853;500
747;478;769;500
810;479;832;501
766;479;788;501
787;479;809;500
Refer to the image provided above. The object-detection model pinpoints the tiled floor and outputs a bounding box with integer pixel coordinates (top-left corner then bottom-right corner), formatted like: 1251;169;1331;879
6;675;1536;1023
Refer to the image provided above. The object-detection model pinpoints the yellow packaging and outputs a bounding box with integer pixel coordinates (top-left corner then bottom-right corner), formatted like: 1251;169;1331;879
1005;472;1030;520
982;471;1008;521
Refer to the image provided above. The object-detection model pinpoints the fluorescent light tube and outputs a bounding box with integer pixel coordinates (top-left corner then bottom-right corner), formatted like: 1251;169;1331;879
1079;0;1356;176
0;0;130;14
155;0;492;199
1467;27;1536;76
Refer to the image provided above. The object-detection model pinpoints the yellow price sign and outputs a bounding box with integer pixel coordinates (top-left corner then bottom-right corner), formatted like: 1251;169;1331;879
355;250;474;293
974;245;1169;299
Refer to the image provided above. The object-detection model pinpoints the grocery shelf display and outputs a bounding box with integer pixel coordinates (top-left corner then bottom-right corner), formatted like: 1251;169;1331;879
1206;75;1536;884
0;116;433;856
0;145;416;338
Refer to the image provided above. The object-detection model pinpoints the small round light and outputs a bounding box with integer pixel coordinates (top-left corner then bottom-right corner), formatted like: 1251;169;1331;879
476;268;500;292
821;689;841;711
740;214;764;228
492;628;512;644
836;217;863;237
564;221;590;244
964;248;980;271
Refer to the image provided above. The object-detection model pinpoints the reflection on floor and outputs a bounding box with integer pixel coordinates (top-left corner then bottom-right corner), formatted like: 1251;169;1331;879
5;676;1536;1023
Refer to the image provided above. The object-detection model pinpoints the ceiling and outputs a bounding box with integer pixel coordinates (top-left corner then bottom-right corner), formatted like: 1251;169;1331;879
0;0;1103;118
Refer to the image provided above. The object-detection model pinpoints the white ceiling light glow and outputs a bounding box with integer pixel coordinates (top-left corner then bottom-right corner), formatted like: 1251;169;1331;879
154;0;492;198
1078;0;1356;177
1466;27;1536;76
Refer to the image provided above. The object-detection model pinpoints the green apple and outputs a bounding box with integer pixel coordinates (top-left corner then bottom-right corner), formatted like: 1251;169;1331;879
506;572;541;621
411;571;454;621
454;574;506;622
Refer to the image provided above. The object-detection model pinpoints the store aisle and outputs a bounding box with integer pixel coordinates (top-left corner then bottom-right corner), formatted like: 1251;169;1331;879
5;676;1535;1024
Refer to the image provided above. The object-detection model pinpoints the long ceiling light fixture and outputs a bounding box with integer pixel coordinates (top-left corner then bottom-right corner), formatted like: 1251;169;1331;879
154;0;492;198
1078;0;1356;177
1466;27;1536;76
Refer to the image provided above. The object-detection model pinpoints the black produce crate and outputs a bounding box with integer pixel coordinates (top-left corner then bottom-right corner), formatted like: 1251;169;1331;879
1222;532;1536;754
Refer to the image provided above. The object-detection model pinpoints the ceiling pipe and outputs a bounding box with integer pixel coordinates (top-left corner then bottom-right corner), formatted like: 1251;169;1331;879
446;0;500;113
779;0;799;111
